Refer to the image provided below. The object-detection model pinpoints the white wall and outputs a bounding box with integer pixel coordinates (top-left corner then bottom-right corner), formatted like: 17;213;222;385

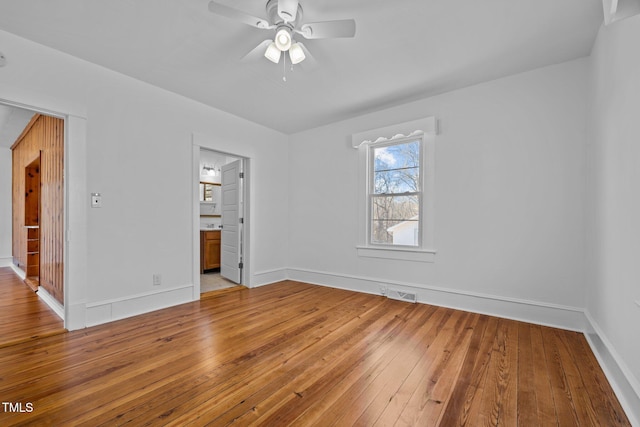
0;29;289;327
587;14;640;422
289;59;589;326
1;18;638;423
0;147;11;266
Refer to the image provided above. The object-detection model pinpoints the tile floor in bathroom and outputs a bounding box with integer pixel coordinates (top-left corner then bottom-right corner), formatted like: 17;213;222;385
200;271;239;293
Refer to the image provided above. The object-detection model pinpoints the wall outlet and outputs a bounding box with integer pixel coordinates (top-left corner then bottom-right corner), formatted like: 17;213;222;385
153;274;161;286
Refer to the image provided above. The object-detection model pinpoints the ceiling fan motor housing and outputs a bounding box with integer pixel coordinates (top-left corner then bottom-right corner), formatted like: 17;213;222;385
266;0;303;27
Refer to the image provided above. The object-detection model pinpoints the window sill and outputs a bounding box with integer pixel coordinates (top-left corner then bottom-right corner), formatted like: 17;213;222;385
356;246;436;263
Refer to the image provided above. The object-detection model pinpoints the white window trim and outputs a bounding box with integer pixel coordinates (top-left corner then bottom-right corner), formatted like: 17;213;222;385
353;117;438;262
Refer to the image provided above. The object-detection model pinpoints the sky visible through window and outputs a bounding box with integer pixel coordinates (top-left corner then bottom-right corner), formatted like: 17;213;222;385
371;140;420;245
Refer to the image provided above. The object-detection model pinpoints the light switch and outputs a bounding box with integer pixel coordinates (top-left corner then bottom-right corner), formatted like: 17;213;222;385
91;193;102;208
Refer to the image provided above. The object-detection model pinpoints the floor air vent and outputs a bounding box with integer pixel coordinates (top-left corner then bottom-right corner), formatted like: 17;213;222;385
386;288;417;303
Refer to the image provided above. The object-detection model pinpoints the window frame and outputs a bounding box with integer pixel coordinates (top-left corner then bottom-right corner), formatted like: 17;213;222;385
353;117;437;262
368;137;423;248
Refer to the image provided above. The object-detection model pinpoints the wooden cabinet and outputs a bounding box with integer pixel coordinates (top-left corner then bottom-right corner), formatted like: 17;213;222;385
200;230;221;273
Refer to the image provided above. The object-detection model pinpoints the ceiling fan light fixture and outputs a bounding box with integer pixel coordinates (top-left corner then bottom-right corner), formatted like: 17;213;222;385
208;0;356;69
289;42;305;64
274;28;292;51
264;41;281;63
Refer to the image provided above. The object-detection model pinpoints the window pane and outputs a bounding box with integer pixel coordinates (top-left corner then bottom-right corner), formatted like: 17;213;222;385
373;168;419;194
371;195;419;246
373;141;420;194
373;141;420;171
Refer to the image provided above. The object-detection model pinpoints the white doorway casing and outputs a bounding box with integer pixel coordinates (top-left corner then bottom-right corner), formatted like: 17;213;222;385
0;97;89;331
192;140;250;299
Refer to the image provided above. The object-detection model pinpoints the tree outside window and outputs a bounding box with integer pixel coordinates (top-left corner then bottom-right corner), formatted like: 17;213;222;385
370;139;421;246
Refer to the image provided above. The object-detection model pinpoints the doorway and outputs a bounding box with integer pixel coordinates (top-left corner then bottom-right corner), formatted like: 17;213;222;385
197;148;247;294
1;98;88;330
2;105;66;321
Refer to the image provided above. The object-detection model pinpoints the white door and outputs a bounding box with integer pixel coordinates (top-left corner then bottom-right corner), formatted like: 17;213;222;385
220;160;243;283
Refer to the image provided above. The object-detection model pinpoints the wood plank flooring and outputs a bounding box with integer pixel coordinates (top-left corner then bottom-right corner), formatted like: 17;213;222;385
0;267;65;349
0;277;630;426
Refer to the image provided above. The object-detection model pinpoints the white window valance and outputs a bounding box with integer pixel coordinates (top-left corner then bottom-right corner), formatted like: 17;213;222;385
351;116;438;149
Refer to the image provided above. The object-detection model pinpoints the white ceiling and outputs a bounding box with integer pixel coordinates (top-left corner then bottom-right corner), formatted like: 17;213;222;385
0;105;35;148
0;0;603;134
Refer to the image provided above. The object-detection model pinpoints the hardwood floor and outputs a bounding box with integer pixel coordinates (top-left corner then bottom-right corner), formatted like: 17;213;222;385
0;278;629;426
0;267;65;349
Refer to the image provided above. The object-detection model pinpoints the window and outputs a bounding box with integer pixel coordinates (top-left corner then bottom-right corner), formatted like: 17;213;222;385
370;138;421;247
353;117;437;262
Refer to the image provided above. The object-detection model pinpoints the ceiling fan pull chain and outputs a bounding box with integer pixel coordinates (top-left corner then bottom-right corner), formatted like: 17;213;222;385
283;51;287;82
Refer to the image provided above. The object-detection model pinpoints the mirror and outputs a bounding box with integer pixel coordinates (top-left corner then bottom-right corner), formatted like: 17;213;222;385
200;182;221;217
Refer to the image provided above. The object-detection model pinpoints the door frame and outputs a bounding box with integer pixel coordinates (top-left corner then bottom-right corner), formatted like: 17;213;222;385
191;142;250;299
1;97;89;330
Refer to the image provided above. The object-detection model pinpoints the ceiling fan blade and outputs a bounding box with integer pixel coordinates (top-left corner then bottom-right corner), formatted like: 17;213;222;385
241;39;274;63
208;1;274;30
298;19;356;39
277;0;299;22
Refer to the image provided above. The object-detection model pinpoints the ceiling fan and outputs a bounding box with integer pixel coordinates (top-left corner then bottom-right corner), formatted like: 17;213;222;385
208;0;356;66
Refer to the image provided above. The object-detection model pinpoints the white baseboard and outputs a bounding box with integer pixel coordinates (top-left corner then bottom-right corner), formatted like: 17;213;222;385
0;256;12;268
85;284;194;327
252;268;288;288
584;312;640;426
286;268;588;332
10;264;26;279
286;267;638;425
37;286;65;321
66;303;87;331
5;263;66;324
